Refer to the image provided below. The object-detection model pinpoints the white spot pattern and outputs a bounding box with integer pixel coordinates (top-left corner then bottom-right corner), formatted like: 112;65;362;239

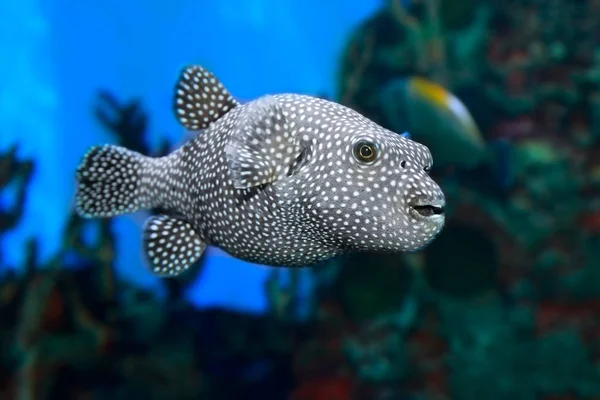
74;65;447;276
75;145;145;217
143;214;206;277
225;95;303;189
173;65;238;130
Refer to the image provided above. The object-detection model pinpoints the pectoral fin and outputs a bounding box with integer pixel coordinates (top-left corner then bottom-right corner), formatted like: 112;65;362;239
225;95;305;189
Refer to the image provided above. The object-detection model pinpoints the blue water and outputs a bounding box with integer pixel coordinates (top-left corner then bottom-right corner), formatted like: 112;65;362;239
0;0;380;314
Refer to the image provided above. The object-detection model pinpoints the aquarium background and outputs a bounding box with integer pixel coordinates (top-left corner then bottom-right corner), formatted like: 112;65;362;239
1;0;600;399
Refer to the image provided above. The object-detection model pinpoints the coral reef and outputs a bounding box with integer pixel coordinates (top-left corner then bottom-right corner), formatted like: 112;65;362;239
0;145;34;245
2;0;600;398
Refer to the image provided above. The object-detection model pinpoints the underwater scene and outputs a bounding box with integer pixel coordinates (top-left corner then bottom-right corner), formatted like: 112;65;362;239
1;0;600;398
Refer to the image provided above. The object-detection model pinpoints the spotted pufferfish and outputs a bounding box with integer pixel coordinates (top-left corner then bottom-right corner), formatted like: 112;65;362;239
74;65;446;277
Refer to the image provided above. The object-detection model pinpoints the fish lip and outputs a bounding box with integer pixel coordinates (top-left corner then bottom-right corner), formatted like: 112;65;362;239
409;198;446;218
413;198;445;208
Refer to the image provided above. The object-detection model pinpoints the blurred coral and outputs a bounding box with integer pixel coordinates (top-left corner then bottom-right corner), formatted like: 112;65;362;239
332;0;600;398
0;145;34;240
2;0;600;398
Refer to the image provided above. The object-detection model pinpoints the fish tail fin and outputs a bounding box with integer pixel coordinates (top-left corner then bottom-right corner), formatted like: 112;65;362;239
75;144;156;218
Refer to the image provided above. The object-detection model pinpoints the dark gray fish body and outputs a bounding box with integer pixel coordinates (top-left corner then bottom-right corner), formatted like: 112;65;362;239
75;66;445;277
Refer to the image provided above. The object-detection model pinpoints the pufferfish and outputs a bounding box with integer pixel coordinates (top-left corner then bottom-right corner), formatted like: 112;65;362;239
74;65;446;277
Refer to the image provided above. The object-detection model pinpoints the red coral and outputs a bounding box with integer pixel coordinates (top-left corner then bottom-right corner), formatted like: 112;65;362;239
578;211;600;234
42;287;67;332
490;115;537;141
535;301;600;340
290;376;354;400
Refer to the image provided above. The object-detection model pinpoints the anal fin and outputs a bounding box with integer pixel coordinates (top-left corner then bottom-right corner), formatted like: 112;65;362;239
142;214;206;277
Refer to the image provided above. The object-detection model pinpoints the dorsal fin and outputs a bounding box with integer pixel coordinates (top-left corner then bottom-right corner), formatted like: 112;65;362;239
173;65;239;130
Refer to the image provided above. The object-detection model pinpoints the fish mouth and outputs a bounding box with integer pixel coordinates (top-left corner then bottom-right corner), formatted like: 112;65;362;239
410;199;445;218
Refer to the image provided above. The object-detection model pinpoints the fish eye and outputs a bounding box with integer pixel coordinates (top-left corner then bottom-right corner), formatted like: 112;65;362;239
353;140;379;164
424;165;431;172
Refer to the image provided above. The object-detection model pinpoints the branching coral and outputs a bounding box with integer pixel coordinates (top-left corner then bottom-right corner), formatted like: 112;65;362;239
9;211;119;399
93;91;152;156
0;90;209;398
0;145;34;241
